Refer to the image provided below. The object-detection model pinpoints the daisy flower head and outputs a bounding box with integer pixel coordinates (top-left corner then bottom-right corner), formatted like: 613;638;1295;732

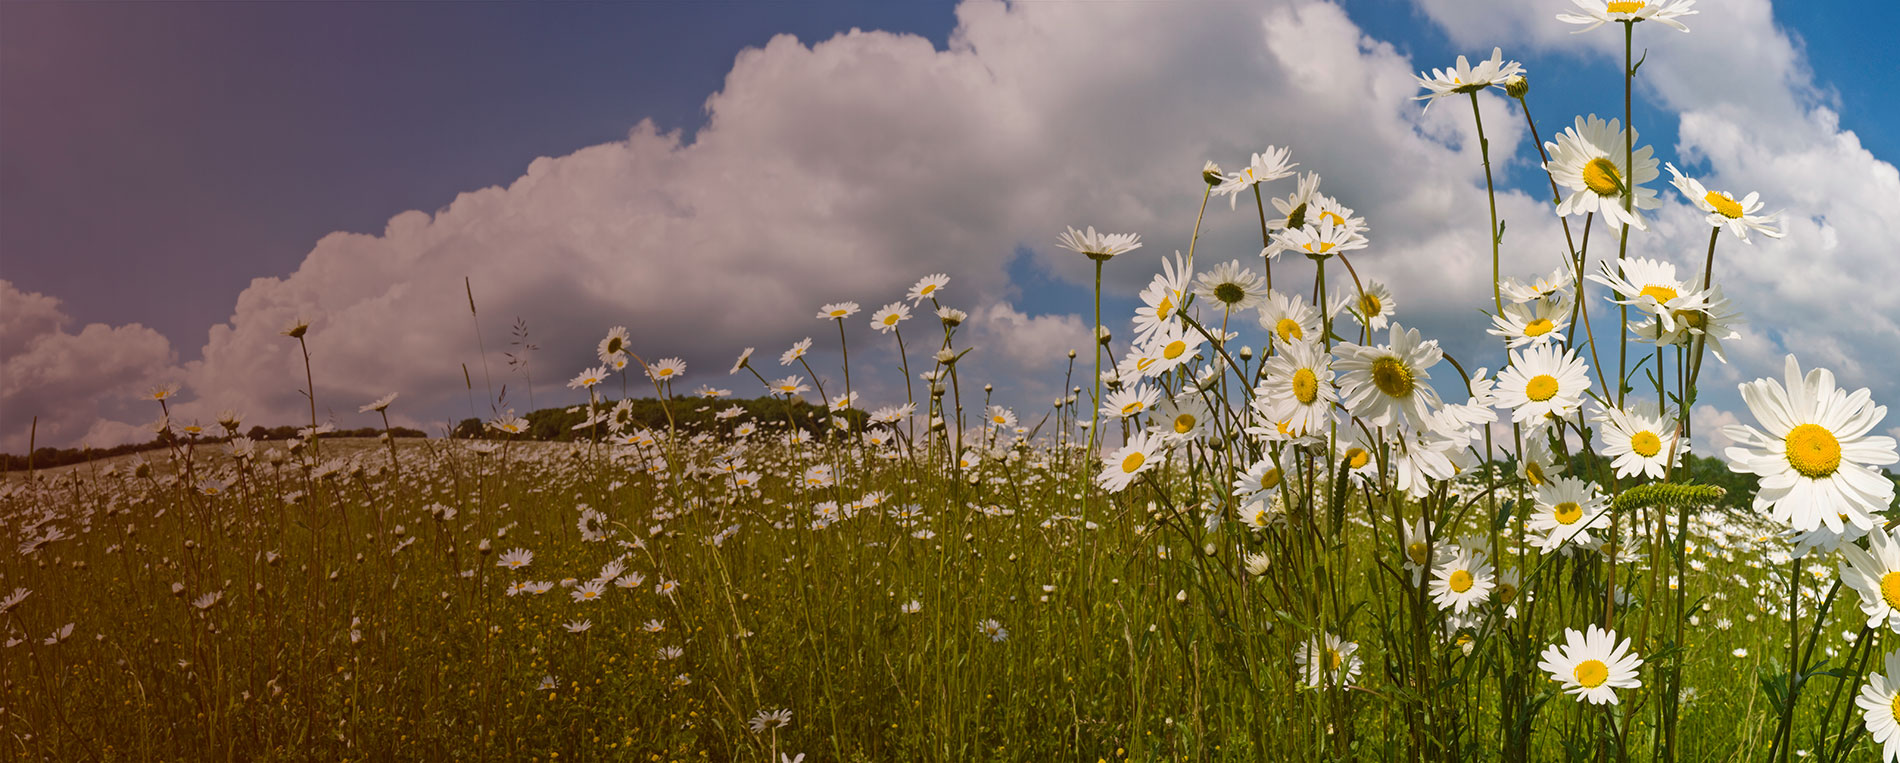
1256;339;1336;437
1493;344;1591;424
1500;268;1574;305
1488;296;1572;349
1194;259;1267;312
1557;0;1698;33
1632;283;1743;361
1150;393;1212;444
817;302;860;321
1343;281;1397;332
1519;432;1567;487
1588;256;1710;335
1723;355;1898;534
730;347;755;375
359;392;398;414
1839;525;1900;633
1267;172;1323;232
1414;47;1526;109
908;273;949;303
647;358;686;382
1429;548;1496;614
769;375;809;398
1298;632;1362;688
1528;476;1611;551
1545;115;1661;231
1273;218;1367;262
1592;401;1681;480
1212;146;1297;209
1130;323;1204;380
1334;323;1444;432
497;548;533;570
1258;290;1321;347
780;338;813;366
598;326;630;364
1400;517;1443;586
1538;625;1643;705
1056;225;1143;262
1098;431;1163;493
1856;649;1900;762
145;382;181;401
568;365;609;390
1666;163;1782;242
1103;384;1163;420
1234;450;1292;523
1132;251;1192;344
936;306;968;328
571;580;607;603
870;302;910;333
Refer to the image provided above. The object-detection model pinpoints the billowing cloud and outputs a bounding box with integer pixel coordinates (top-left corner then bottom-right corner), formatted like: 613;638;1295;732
0;279;180;452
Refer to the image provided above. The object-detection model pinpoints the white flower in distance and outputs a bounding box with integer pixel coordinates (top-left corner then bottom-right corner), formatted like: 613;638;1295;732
869;302;910;333
646;358;686;382
817;302;859;320
1211;146;1297;209
358;392;398;413
1538;625;1643;705
1724;355;1898;534
1840;525;1900;634
567;365;608;390
1098;432;1163;493
1056;225;1143;261
1557;0;1698;33
1544;115;1661;231
1335;323;1444;432
1665;163;1782;242
907;273;949;304
1297;632;1361;688
1494;344;1591;424
1856;649;1900;762
1414;47;1526;109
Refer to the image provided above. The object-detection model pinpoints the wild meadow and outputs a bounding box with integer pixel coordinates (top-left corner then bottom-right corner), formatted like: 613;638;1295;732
5;2;1900;761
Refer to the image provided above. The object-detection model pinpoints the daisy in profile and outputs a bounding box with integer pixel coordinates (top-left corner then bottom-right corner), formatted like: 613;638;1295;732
1256;340;1336;437
1103;384;1162;420
598;326;630;364
1723;355;1898;533
1335;323;1445;432
1414;47;1525;109
1343;282;1396;332
779;338;813;366
1493;344;1591;424
1429;548;1496;614
1194;260;1267;312
1056;225;1143;261
730;347;755;375
1592;401;1680;480
1633;283;1743;361
1257;290;1321;347
1098;431;1163;493
1857;649;1900;762
1234;449;1292;518
1839;525;1900;633
1665;163;1782;242
768;375;809;398
647;358;686;382
497;548;533;570
358;393;398;414
870;302;910;333
1298;632;1362;688
1212;146;1297;208
1544;115;1661;230
1589;257;1710;335
1400;518;1442;585
907;273;949;303
1528;476;1611;551
1557;0;1698;33
1519;434;1565;488
1538;625;1643;705
1488;296;1572;348
1131;251;1192;345
568;366;608;390
1500;268;1574;305
1274;219;1367;261
818;302;859;320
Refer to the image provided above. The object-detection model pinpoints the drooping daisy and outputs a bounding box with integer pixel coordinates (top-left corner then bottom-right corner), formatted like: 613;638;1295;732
1133;251;1192;344
1556;0;1698;34
779;338;813;367
1335;427;1381;486
1256;339;1336;438
1392;430;1460;498
1538;625;1644;705
1400;517;1443;586
1840;525;1900;633
1335;323;1445;432
1856;649;1900;762
1589;256;1709;335
1212;146;1298;209
1234;448;1292;519
730;347;755;375
1414;47;1526;109
1723;355;1898;534
1194;259;1268;312
1430;548;1497;614
1592;401;1680;480
907;273;949;303
1493;344;1591;424
1544;115;1662;231
647;358;687;382
1343;281;1397;332
1488;296;1572;348
1518;433;1566;488
1500;268;1574;305
1098;432;1163;493
1057;225;1143;261
817;302;860;320
1665;163;1782;242
1102;384;1163;420
870;302;910;333
1297;632;1362;688
1528;476;1611;551
1257;290;1322;347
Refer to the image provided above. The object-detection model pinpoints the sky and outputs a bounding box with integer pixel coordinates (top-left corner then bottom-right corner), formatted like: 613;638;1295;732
2;0;1898;457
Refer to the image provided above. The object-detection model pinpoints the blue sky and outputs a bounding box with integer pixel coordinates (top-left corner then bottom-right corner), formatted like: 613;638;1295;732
3;0;1897;452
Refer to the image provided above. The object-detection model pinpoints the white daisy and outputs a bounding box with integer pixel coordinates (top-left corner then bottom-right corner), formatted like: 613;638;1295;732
1132;251;1193;344
1544;115;1662;231
1493;344;1590;424
1556;0;1698;34
1342;281;1397;332
1335;323;1444;432
1488;296;1572;349
1057;225;1143;261
1414;47;1526;109
1840;525;1900;634
1102;384;1163;420
1538;625;1643;705
1499;268;1574;304
1429;548;1497;614
1149;393;1212;445
1212;146;1298;209
1194;259;1268;312
1592;401;1680;480
1257;290;1322;349
1723;355;1898;534
870;302;910;333
1588;256;1710;335
817;302;860;320
1527;476;1611;551
1856;649;1900;762
1098;432;1163;493
1274;218;1367;262
1665;163;1782;242
1256;339;1336;438
907;273;950;303
1297;632;1362;688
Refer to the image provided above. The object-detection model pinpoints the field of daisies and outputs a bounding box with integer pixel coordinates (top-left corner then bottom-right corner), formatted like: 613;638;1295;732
6;2;1900;761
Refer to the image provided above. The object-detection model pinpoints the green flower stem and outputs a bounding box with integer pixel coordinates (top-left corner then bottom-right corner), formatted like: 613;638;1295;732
1470;90;1504;315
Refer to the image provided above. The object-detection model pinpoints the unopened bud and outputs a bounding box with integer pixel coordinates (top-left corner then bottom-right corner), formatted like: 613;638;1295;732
1505;75;1528;99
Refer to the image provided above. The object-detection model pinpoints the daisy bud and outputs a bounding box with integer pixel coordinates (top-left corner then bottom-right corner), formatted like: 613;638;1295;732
1175;590;1188;604
1067;349;1078;359
983;384;993;393
1096;326;1113;345
1238;345;1254;362
1202;161;1224;186
478;539;492;555
1505;74;1528;98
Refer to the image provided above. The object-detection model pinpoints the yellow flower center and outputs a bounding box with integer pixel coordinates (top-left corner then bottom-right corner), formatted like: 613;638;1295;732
1525;374;1560;402
830;310;847;317
1630;431;1662;458
1173;414;1197;434
1156;296;1175;321
1121;452;1146;474
1275;318;1304;342
1359;293;1383;316
1639;284;1679;304
1319;210;1347;227
1498;583;1518;605
1524;318;1555;337
1345;447;1371;469
1325;647;1343;671
1553;501;1583;526
1881;571;1900;610
1704;190;1744;219
883;315;899;325
1892;693;1900;726
1574;659;1610;689
1305;241;1337;255
1163;340;1188;360
1136;357;1157;373
1292;368;1319;405
1371;357;1414;398
1260;468;1283;490
1214;283;1246;304
1121;402;1141;416
1449;569;1474;594
1606;0;1646;12
1583;157;1623;196
1525;461;1547;486
1784;423;1842;479
1674;309;1708;330
1407;541;1431;566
